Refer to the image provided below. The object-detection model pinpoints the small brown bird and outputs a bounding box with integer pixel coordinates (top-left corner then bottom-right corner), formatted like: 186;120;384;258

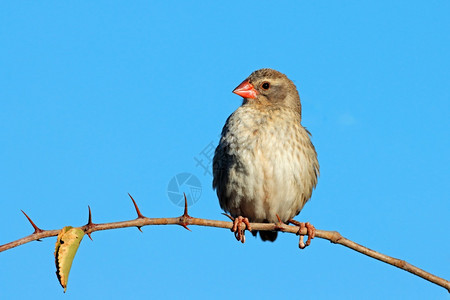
213;68;319;244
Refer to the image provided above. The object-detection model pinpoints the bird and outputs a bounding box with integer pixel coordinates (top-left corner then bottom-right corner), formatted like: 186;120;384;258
212;68;319;245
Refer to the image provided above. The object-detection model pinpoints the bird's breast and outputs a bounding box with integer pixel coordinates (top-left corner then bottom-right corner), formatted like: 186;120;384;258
215;106;318;223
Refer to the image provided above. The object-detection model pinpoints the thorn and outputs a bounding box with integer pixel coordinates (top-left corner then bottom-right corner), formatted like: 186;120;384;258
180;223;191;231
136;226;143;233
222;213;234;221
276;214;282;223
128;193;145;219
85;205;95;241
21;210;43;234
87;205;93;226
183;193;190;218
178;193;192;231
274;214;285;231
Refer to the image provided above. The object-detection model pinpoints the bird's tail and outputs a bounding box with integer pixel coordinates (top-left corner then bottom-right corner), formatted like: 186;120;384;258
252;230;278;242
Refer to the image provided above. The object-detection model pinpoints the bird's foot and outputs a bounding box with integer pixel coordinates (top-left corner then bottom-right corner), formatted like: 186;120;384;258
223;214;252;243
288;219;315;249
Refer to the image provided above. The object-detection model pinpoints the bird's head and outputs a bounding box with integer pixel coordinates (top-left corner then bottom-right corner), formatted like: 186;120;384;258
232;68;301;114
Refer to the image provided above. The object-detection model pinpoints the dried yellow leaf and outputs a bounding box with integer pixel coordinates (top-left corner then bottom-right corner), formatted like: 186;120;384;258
54;226;85;292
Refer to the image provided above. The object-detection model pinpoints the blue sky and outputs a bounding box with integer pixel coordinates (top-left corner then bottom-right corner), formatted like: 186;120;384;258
0;1;449;299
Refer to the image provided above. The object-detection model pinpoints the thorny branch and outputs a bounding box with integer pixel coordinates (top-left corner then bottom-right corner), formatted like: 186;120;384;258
0;194;448;292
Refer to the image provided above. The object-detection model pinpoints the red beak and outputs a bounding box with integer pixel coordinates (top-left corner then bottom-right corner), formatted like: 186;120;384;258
232;80;257;99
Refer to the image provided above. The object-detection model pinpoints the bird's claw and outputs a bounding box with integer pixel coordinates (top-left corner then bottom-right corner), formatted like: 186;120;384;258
230;216;252;243
289;219;315;249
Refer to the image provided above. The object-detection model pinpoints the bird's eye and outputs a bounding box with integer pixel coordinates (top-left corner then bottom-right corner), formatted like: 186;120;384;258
261;82;270;90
